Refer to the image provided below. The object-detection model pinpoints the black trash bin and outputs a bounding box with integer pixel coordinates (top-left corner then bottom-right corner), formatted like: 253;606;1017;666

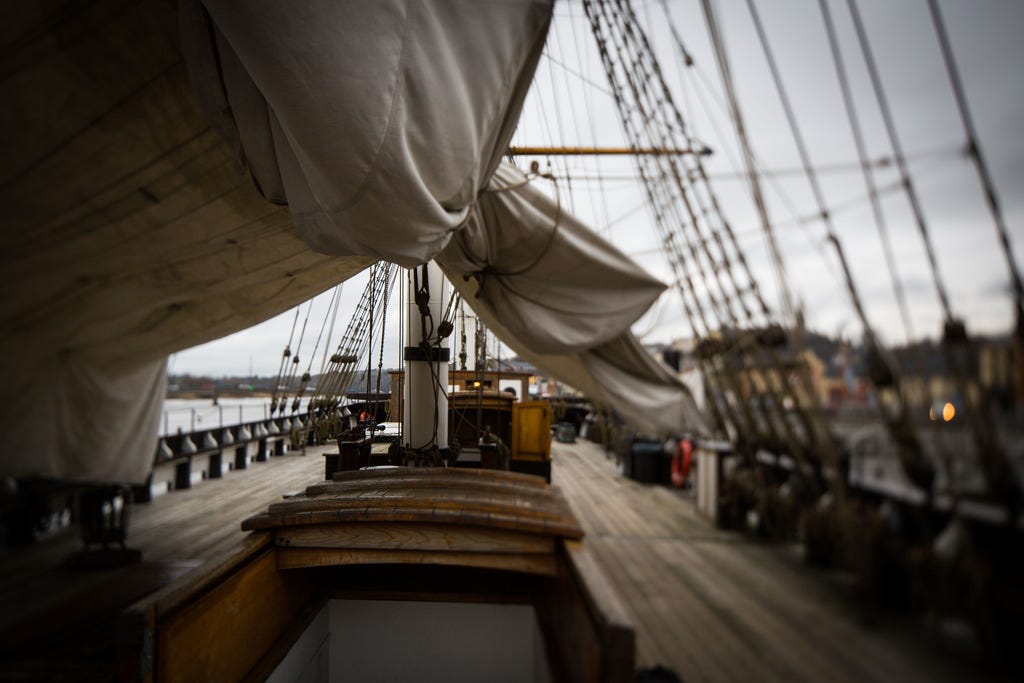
630;440;663;484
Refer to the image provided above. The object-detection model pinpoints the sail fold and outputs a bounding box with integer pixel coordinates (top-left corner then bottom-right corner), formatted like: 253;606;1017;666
439;165;706;436
196;0;553;266
2;0;698;484
191;0;702;437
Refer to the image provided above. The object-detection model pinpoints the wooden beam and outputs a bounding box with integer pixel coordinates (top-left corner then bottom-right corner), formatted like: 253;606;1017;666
277;547;560;575
508;146;710;156
275;522;556;554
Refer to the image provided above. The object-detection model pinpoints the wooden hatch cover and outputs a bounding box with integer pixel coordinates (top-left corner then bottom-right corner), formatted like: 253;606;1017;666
241;467;583;575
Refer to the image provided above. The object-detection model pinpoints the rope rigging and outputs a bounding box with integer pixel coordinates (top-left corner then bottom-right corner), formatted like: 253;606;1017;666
848;0;1017;509
656;0;845;302
277;300;312;415
307;264;397;440
818;0;915;345
319;282;344;377
927;0;1024;323
285;284;343;415
269;307;300;415
586;0;764;452
585;0;848;497
701;0;796;328
745;0;932;493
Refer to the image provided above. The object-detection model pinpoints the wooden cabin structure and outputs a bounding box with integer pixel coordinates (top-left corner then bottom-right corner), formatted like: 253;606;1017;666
117;467;633;681
388;370;534;422
447;391;553;481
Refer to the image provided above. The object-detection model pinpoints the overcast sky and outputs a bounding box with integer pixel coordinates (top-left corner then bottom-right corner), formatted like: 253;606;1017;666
173;0;1024;377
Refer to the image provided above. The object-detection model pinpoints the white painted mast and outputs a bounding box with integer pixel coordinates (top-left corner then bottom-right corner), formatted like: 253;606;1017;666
402;261;450;453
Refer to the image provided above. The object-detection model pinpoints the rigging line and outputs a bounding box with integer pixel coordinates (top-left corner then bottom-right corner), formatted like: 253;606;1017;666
632;7;777;328
544;44;576;214
536;68;575;215
322;283;365;402
549;146;962;183
661;0;706;161
643;39;761;327
618;52;741;342
527;67;559;186
586;0;760;445
440;287;460;329
717;148;959;180
270;307;301;412
290;298;314;380
663;18;817;309
604;197;652;234
373;266;393;418
366;263;378;404
732;165;943;239
458;299;468;371
777;194;895;234
552;17;598;224
291;286;343;414
568;8;614;236
701;0;795;326
847;0;952;320
321;267;382;403
927;0;1024;315
745;0;867;327
659;0;694;67
657;0;825;295
683;38;776;179
591;2;733;328
540;50;616;97
319;282;344;377
282;299;314;413
608;0;836;475
748;0;931;491
849;0;1017;507
527;94;559;195
819;0;915;344
305;285;340;374
680;36;803;237
591;12;705;328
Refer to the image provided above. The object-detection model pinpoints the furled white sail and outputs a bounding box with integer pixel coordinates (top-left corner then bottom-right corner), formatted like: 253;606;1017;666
1;0;373;483
195;0;553;266
439;164;706;434
200;0;702;435
2;0;700;483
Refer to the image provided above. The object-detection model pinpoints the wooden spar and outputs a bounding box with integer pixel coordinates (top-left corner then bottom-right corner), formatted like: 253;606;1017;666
508;145;711;156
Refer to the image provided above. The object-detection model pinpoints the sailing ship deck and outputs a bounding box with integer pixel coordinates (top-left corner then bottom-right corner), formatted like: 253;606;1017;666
551;440;988;682
0;442;997;681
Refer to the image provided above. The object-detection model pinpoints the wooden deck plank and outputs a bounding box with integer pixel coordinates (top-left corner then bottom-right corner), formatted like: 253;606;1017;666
551;438;985;683
0;447;326;662
0;437;998;681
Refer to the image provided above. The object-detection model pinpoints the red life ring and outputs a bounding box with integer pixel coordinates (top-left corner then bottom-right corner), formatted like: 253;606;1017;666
671;438;693;488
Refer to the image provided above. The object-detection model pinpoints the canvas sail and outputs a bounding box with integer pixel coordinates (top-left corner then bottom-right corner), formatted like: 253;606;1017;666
199;0;702;435
2;0;699;483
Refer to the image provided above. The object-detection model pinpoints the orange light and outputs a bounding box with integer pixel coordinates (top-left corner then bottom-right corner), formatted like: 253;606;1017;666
472;380;481;388
942;402;955;422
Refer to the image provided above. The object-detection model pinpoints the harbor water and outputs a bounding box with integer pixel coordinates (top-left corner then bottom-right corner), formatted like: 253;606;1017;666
160;397;312;436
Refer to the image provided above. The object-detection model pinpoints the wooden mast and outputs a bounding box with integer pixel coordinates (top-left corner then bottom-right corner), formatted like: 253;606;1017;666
508;145;710;156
